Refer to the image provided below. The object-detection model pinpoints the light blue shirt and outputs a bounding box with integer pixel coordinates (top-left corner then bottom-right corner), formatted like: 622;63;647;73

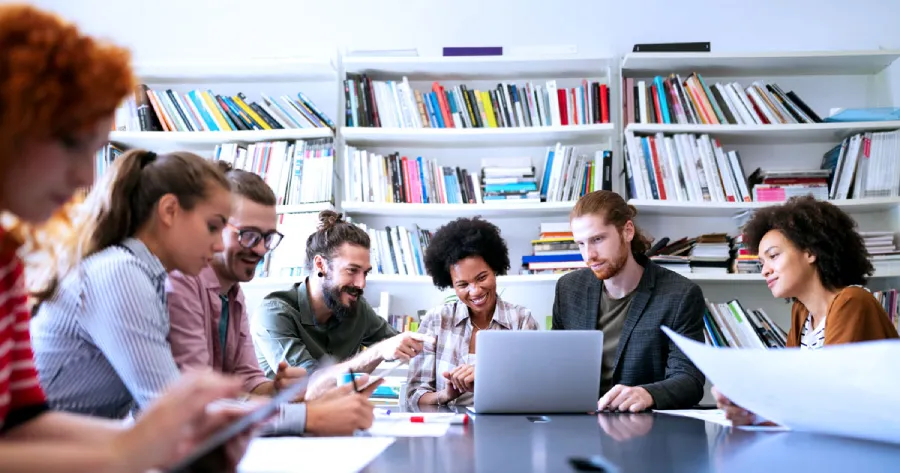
30;238;306;432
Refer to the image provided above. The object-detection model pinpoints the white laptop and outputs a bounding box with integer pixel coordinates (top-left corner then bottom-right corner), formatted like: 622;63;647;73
470;330;603;414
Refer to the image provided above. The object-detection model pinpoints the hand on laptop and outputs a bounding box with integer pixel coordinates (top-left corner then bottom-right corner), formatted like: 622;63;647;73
306;376;383;436
597;385;654;413
378;332;436;362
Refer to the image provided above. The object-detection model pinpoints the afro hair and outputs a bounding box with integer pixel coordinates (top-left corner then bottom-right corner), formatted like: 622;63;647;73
423;217;511;290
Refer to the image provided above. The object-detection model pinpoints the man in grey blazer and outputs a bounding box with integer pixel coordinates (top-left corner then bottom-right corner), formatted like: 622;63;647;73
552;191;706;412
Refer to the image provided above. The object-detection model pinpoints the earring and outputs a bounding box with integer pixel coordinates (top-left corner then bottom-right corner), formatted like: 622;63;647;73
318;271;324;277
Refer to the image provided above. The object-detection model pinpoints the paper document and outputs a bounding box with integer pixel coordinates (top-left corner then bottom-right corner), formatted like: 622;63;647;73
662;326;900;445
367;421;450;437
238;437;395;473
654;409;732;427
654;409;789;431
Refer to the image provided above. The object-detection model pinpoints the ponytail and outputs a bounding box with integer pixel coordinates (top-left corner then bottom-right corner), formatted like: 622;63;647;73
31;149;229;305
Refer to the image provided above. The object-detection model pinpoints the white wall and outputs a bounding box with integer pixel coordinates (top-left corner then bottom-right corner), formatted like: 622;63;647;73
28;0;900;64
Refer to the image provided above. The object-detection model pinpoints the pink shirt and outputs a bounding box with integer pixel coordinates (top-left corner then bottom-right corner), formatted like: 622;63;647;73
165;266;270;393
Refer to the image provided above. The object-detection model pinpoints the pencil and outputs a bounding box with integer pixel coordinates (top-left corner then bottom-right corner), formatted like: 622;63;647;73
349;368;360;393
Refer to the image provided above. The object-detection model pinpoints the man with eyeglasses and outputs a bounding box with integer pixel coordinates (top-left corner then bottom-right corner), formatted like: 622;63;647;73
165;164;378;436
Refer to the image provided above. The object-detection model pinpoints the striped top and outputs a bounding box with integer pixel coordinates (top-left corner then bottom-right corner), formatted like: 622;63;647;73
800;314;826;350
30;238;181;419
0;230;47;431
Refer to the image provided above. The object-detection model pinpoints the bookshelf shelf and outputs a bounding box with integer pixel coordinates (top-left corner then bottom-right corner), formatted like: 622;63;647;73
628;198;900;217
621;50;900;77
277;202;334;214
340;124;615;147
109;129;334;150
133;57;338;83
243;268;900;291
625;121;900;144
343;56;614;80
340;201;575;218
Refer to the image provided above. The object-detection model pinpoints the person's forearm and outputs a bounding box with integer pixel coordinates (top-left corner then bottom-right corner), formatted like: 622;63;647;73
4;412;124;444
641;373;704;410
417;392;443;406
345;347;385;374
0;443;125;473
250;381;277;397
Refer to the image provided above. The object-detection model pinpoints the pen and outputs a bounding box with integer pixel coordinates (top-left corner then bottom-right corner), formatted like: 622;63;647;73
349;368;360;393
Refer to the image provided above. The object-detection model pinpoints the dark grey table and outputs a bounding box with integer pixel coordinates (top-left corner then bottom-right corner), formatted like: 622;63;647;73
362;410;900;473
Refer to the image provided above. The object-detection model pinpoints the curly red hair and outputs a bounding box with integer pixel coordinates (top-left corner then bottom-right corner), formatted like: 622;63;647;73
0;4;135;298
0;4;135;168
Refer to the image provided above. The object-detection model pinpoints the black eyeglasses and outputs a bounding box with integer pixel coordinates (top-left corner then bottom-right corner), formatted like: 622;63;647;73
227;223;284;251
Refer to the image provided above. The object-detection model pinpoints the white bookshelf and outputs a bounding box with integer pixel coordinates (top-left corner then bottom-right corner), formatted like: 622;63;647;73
625;121;900;144
109;128;333;151
341;123;614;147
619;48;900;331
276;202;334;215
332;54;616;329
341;200;574;218
620;50;900;77
629;197;900;217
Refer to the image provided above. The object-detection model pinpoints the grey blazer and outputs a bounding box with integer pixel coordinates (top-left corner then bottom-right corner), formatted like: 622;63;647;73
551;254;706;410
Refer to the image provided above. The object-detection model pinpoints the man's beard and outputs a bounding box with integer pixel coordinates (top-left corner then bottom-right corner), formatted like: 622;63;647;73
590;238;629;280
322;273;364;322
226;249;264;282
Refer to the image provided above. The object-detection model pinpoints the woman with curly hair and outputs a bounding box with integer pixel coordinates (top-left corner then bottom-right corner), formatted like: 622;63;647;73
0;4;256;471
405;217;538;407
713;195;899;426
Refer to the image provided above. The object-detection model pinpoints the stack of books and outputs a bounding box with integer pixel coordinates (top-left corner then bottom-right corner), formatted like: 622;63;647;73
689;234;734;275
748;168;830;202
351;223;433;277
521;223;583;274
481;157;538;202
731;235;761;274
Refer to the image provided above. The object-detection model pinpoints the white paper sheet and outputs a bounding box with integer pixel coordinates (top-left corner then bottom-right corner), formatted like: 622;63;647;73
366;421;450;437
654;408;790;431
662;326;900;444
654;408;732;427
238;437;395;473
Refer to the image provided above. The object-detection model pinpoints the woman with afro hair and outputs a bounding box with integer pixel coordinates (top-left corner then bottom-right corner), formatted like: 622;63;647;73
405;217;538;407
0;4;255;471
713;195;899;426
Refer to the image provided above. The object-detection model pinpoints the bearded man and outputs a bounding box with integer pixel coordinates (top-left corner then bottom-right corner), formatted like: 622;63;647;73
249;209;430;390
551;191;706;412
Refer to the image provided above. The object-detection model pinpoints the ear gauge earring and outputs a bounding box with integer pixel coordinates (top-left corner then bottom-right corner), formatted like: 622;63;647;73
318;271;324;278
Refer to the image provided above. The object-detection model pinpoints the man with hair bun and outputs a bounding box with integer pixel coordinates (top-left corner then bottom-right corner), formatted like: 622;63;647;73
251;210;433;397
552;190;706;412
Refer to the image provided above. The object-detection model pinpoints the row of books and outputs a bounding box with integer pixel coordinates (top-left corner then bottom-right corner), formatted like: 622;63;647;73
113;84;335;133
822;130;900;200
212;139;335;206
341;150;613;205
702;298;787;349
623;131;752;202
624;74;821;126
349;223;435;277
344;75;612;129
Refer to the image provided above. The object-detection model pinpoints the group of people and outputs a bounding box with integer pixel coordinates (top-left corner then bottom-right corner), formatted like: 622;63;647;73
1;3;899;472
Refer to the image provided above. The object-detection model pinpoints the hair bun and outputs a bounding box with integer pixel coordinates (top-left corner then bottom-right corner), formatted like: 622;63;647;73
215;160;234;173
627;204;638;218
317;210;344;231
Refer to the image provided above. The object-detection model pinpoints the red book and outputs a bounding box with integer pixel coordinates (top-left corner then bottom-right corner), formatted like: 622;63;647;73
557;88;568;125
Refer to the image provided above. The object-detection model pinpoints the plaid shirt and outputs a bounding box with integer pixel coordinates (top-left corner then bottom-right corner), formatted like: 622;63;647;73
405;297;538;407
